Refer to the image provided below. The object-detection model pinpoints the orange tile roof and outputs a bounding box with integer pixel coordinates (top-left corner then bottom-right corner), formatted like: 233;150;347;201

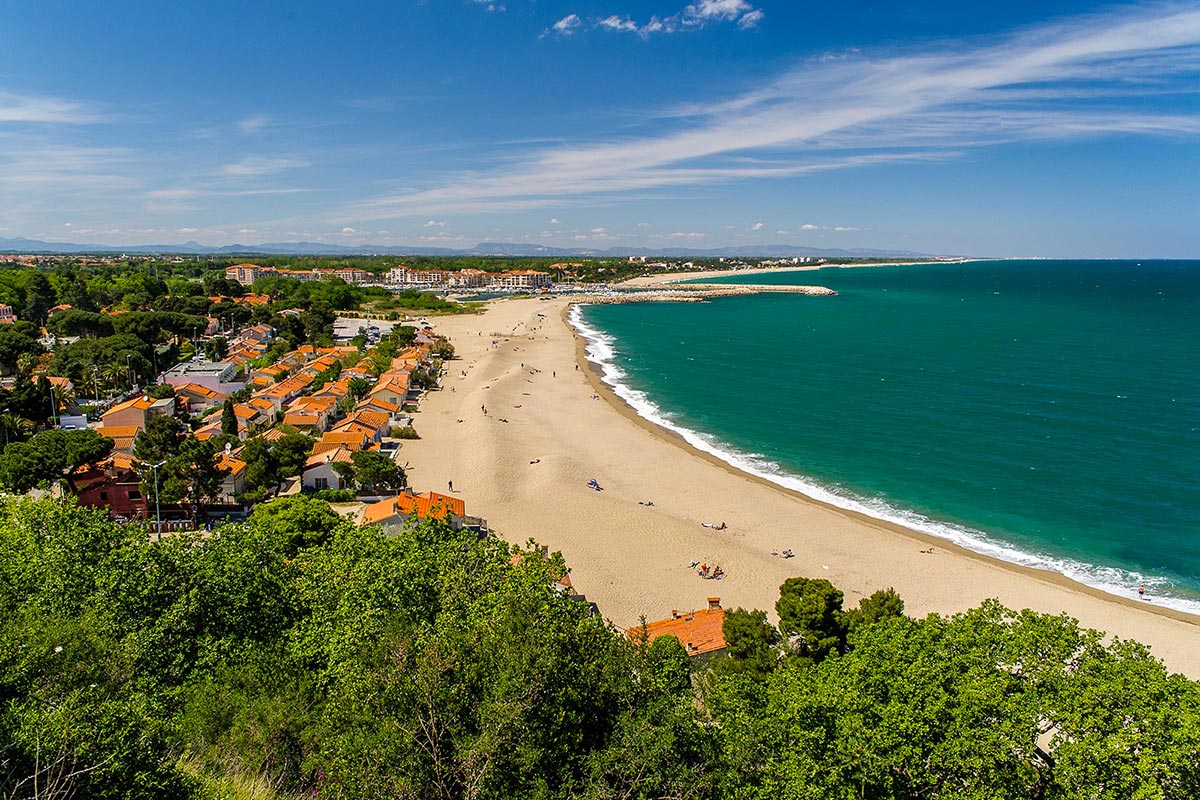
626;600;727;657
232;403;261;420
305;447;355;468
97;424;142;439
360;491;465;525
175;382;226;400
283;411;323;427
357;397;399;413
319;431;369;449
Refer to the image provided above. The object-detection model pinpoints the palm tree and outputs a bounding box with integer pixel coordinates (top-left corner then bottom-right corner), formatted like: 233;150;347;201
0;413;33;447
103;363;128;392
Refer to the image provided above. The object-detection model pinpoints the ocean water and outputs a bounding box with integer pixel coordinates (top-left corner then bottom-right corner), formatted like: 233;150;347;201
572;260;1200;612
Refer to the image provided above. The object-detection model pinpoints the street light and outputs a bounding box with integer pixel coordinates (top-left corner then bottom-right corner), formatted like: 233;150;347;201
151;459;167;541
126;353;133;390
93;365;100;404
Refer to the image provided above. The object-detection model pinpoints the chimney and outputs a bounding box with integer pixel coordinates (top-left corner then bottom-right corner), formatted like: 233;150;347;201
707;597;721;610
671;609;679;619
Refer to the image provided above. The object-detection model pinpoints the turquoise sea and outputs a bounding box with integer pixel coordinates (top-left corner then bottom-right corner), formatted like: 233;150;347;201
571;260;1200;611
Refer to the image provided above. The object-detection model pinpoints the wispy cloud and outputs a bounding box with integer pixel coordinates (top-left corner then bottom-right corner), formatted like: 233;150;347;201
548;0;763;39
0;90;103;124
469;0;506;12
236;114;271;134
219;156;309;177
349;4;1200;219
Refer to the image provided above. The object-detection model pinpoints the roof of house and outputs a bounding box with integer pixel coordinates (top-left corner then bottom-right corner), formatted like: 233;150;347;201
357;397;399;413
216;454;246;476
333;410;389;431
360;491;465;525
102;395;172;417
319;431;369;449
626;600;727;656
97;424;142;439
174;382;226;400
304;446;355;469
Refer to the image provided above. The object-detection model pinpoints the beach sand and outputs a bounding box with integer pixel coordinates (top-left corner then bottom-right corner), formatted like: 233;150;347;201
400;297;1200;677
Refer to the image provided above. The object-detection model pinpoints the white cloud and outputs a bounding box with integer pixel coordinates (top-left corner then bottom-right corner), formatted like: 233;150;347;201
236;114;270;134
776;229;792;235
591;227;607;233
0;90;102;124
469;0;506;11
801;224;820;231
667;231;707;238
685;0;752;23
597;15;638;32
751;221;765;230
834;226;859;232
342;227;358;234
220;156;308;177
552;14;582;35
424;219;447;227
737;9;764;29
347;5;1200;218
556;1;762;38
549;217;560;224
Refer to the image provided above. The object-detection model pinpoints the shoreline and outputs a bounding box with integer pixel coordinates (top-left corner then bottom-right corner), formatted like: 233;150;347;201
399;296;1200;677
565;302;1200;628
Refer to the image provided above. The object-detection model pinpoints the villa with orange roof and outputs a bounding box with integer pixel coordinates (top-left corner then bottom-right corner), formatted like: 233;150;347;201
174;382;229;412
359;491;465;527
301;447;355;491
101;394;176;431
626;598;727;658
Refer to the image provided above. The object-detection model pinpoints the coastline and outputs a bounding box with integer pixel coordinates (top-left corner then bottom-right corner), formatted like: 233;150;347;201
401;296;1200;677
620;258;978;287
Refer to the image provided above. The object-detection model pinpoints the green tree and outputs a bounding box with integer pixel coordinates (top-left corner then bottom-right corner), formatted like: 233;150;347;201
715;607;781;679
844;586;906;636
0;429;114;492
204;335;229;361
220;399;238;437
332;449;407;495
775;576;847;663
23;272;57;324
346;376;371;400
271;432;313;482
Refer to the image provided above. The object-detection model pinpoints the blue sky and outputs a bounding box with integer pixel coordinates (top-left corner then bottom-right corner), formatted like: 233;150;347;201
1;0;1198;256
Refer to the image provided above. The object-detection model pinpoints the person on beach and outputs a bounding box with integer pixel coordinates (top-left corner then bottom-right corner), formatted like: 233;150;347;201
1139;585;1146;598
448;480;454;492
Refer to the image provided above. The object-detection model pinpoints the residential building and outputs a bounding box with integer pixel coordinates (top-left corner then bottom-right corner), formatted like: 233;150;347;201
625;598;727;657
359;491;465;526
101;395;176;431
302;447;355;491
173;383;229;412
71;453;145;517
0;304;15;324
490;270;552;290
161;360;244;395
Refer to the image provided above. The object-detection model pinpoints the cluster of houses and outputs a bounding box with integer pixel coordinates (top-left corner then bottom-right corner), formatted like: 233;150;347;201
223;263;553;291
67;319;470;530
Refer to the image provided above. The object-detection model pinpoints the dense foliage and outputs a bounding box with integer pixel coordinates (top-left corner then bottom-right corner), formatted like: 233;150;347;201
2;497;1198;799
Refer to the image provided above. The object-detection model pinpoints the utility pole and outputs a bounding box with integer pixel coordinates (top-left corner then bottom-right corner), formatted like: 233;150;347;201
151;459;167;541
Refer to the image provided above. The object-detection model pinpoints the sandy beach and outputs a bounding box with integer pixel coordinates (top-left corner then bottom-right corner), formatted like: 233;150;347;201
400;296;1200;677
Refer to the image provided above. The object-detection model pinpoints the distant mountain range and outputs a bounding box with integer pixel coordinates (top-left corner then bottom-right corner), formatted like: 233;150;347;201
0;235;937;260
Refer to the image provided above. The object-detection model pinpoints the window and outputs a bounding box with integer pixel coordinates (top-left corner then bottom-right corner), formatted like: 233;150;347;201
316;478;328;490
129;490;141;500
99;492;108;501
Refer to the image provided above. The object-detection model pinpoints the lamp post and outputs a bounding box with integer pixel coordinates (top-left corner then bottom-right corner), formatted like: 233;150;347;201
47;381;57;428
126;353;133;390
151;459;167;541
92;365;99;403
